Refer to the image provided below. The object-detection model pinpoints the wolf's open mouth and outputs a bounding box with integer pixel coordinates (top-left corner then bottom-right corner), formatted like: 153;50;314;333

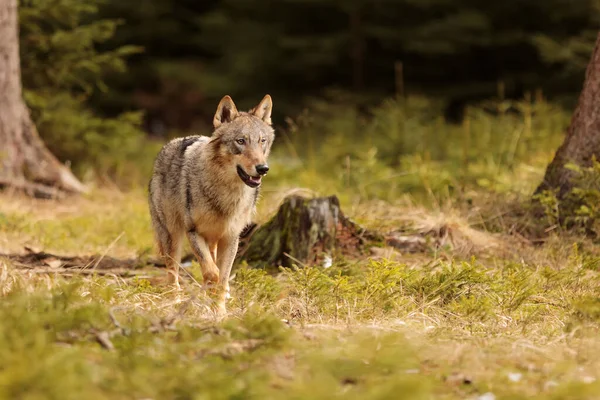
237;165;261;188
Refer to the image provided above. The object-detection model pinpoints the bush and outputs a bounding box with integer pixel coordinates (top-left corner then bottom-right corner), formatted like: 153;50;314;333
534;159;600;237
272;94;569;202
19;0;151;185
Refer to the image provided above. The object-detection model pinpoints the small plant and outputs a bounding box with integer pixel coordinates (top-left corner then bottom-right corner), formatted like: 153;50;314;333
564;160;600;235
532;159;600;237
532;189;561;228
231;264;280;313
279;265;333;321
328;271;357;323
357;260;407;318
131;277;162;295
567;296;600;334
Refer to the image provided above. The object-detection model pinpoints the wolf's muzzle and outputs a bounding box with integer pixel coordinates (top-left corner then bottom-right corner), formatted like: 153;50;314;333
237;165;261;188
255;164;269;176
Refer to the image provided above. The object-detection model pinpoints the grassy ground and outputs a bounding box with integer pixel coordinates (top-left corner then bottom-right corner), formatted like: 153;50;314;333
1;98;600;399
1;183;600;400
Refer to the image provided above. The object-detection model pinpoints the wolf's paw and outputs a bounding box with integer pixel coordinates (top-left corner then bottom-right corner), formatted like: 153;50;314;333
213;299;228;318
207;285;230;315
202;266;220;286
166;271;182;290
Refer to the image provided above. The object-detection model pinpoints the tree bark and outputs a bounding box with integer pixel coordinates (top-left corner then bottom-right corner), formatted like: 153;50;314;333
536;32;600;198
0;0;85;196
237;195;382;270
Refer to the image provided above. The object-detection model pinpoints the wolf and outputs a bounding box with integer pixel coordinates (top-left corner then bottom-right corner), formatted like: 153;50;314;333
148;94;275;312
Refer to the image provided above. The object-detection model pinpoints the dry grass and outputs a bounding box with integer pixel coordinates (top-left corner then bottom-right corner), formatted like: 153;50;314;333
0;188;151;257
1;188;600;399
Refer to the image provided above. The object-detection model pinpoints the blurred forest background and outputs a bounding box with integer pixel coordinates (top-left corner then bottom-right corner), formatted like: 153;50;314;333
17;0;599;195
4;3;600;397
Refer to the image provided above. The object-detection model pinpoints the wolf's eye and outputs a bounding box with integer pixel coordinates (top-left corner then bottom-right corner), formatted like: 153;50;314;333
236;138;245;145
261;138;267;143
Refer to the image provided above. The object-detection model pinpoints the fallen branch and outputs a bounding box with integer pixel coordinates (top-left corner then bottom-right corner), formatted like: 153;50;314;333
1;247;196;271
15;268;155;278
0;177;65;200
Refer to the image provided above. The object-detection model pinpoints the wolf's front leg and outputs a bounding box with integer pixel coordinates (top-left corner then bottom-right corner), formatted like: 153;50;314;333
186;230;220;285
216;235;240;310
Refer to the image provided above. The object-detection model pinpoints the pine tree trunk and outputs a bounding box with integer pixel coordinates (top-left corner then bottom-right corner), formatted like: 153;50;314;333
0;0;85;197
536;32;600;198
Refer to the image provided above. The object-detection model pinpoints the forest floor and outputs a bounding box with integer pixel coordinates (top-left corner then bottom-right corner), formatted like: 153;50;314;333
1;185;600;400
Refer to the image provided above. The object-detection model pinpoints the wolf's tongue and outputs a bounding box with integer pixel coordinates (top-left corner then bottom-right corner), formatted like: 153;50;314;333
249;176;261;183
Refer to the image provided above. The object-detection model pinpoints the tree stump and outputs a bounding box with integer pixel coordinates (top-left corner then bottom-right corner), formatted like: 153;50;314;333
237;195;381;270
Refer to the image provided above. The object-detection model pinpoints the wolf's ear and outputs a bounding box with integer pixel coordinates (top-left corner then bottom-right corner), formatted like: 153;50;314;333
213;95;239;129
250;94;273;125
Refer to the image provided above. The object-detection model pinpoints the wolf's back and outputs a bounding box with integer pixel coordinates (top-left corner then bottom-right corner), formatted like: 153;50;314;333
148;137;196;233
150;136;208;197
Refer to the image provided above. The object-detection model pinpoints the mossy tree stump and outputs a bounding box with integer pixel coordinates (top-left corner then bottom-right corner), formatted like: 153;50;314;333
237;195;379;270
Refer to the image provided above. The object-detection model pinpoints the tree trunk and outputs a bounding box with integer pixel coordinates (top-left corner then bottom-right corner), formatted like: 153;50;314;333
0;0;85;197
535;32;600;198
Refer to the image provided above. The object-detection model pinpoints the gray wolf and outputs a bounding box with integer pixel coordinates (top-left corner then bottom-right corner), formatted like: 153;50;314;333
148;95;275;312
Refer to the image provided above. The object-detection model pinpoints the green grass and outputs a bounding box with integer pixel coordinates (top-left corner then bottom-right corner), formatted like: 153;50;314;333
0;189;153;257
2;188;600;399
1;96;600;399
269;95;567;204
1;248;599;399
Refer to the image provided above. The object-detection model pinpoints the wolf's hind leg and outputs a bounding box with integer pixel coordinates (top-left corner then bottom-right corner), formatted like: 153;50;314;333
151;213;183;289
162;231;183;289
166;234;183;289
155;223;182;289
187;230;220;285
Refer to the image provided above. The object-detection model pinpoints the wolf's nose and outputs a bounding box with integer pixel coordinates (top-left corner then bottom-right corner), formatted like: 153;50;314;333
255;164;269;176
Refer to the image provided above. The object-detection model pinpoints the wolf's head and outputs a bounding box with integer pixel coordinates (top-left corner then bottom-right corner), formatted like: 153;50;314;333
211;95;275;188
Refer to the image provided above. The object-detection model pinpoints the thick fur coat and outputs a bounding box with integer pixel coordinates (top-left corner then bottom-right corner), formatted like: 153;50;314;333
148;95;275;312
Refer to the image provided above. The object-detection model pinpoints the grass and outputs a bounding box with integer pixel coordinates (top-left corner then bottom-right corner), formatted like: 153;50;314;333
1;96;600;399
1;185;600;399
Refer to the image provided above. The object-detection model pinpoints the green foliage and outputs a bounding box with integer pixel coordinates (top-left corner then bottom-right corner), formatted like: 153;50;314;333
0;282;110;399
19;0;140;95
89;0;599;131
195;0;597;108
534;159;600;236
0;279;286;399
280;265;334;319
15;0;592;187
2;186;600;398
571;296;600;325
531;0;600;81
240;256;600;333
271;94;568;202
0;190;154;256
230;265;280;313
2;254;598;399
19;0;151;184
290;333;431;400
564;160;600;235
0;273;443;399
533;189;561;228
